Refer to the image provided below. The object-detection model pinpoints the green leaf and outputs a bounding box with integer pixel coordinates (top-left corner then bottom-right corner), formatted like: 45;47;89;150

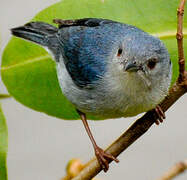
1;0;187;120
0;104;8;180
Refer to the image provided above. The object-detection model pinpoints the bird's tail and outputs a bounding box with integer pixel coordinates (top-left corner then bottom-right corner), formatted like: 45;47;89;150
11;22;58;47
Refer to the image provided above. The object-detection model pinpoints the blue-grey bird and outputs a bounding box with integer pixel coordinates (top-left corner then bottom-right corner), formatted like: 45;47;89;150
11;18;172;172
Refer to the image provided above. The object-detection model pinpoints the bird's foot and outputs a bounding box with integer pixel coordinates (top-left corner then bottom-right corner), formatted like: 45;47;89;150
94;145;119;172
154;105;166;125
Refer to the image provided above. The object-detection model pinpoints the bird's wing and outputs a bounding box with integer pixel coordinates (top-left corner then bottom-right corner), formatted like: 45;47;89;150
55;18;119;89
53;18;116;28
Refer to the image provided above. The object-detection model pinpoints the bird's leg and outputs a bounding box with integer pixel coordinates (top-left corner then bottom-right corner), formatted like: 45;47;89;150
76;110;119;172
154;105;166;125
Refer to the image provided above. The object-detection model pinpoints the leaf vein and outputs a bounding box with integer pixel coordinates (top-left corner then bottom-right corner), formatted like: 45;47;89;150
1;54;51;71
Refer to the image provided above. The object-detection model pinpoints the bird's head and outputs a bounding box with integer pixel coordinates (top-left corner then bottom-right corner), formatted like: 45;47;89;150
108;30;172;92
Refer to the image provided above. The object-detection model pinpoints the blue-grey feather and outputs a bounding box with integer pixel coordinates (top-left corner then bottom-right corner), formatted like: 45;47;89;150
54;19;166;89
57;22;133;88
58;26;110;87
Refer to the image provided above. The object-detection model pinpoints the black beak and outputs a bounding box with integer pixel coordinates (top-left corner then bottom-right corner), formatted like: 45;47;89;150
124;62;140;72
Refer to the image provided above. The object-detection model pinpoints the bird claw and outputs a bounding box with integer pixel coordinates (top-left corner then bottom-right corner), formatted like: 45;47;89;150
95;146;119;172
154;105;166;125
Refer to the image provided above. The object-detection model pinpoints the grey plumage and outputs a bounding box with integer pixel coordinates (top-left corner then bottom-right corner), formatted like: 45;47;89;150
11;18;172;119
10;18;173;171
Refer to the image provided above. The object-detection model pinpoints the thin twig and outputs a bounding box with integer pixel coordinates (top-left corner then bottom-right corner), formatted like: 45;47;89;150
61;159;101;180
156;160;187;180
72;1;187;180
0;94;11;99
176;0;186;84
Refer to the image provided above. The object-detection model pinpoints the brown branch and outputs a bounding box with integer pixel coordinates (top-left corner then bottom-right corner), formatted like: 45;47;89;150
72;1;187;180
156;160;187;180
177;0;186;84
0;94;11;99
61;159;101;180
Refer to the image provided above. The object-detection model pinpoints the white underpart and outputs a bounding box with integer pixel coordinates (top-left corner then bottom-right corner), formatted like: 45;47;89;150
56;55;171;119
137;70;152;88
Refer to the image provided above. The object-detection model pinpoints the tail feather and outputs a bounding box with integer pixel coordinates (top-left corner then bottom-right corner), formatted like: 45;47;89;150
11;22;58;46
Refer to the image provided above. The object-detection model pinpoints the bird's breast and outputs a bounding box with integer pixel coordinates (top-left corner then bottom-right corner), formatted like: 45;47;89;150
56;58;168;119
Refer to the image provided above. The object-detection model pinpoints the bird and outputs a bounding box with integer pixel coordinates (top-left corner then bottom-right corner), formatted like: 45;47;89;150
11;18;172;172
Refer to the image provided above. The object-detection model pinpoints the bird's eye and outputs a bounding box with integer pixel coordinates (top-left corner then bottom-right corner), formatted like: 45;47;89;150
117;48;123;57
147;58;157;70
